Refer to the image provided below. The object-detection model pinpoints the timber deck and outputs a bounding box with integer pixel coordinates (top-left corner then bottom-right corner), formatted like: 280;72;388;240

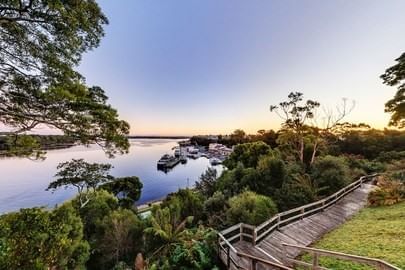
232;183;374;268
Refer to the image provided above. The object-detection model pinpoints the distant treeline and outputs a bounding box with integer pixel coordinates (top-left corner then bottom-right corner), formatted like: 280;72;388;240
128;136;190;139
0;135;76;152
191;128;405;159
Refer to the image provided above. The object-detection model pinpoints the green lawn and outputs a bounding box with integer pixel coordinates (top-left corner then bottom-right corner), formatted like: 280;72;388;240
302;201;405;269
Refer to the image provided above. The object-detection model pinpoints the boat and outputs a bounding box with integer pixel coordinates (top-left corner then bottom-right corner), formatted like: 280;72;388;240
180;155;187;164
174;148;181;157
157;154;180;169
209;157;222;165
186;153;199;159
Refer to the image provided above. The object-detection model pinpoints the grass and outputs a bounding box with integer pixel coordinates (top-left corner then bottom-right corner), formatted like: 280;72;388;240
301;201;405;269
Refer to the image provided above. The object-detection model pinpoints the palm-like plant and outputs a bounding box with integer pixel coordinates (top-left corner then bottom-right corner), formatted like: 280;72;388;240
144;206;193;260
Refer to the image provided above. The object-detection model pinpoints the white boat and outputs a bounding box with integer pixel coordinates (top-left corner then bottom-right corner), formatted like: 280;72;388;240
209;157;222;165
157;154;180;168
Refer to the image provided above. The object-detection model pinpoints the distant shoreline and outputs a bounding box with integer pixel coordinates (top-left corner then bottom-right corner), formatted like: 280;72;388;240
128;136;190;139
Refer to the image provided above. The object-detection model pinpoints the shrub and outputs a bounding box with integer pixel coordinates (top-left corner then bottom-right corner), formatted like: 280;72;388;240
311;155;351;195
223;141;271;169
161;189;204;222
368;176;405;206
203;191;228;229
226;191;277;226
256;156;288;195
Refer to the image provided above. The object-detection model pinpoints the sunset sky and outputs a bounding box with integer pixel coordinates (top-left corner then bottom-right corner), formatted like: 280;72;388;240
77;0;405;136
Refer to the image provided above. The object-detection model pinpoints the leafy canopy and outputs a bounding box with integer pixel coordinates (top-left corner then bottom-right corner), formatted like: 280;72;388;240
381;52;405;128
0;205;89;270
47;158;114;207
100;176;143;208
0;0;130;157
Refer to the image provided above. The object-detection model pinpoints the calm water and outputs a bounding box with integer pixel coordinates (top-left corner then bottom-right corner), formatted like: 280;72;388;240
0;139;220;213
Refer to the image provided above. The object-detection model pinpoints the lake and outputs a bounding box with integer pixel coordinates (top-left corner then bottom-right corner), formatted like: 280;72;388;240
0;139;221;213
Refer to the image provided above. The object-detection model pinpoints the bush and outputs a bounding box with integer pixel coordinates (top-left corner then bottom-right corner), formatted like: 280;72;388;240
256;156;288;195
223;141;271;169
311;155;351;195
203;191;228;229
161;189;204;222
368;176;405;206
226;191;277;226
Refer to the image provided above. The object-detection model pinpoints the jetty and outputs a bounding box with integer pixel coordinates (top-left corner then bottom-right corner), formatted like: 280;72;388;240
217;174;401;270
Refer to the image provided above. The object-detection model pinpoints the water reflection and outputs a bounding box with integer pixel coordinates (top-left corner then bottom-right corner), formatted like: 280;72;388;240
0;139;222;213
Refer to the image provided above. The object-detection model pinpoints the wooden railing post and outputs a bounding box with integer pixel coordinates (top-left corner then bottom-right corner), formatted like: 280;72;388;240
251;258;257;270
239;224;243;242
277;214;281;229
252;229;257;245
226;245;231;269
312;253;319;270
301;208;304;219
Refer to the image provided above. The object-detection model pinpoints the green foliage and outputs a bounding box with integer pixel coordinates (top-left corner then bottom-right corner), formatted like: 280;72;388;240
310;155;351;195
381;52;405;128
226;191;277;226
100;176;143;208
215;163;260;197
203;191;228;229
195;167;217;198
0;205;89;270
48;159;114;208
0;0;130;157
161;189;204;223
72;190;119;269
256;156;288;195
274;177;318;211
144;205;194;263
73;190;118;240
223;141;271;169
336;129;405;159
96;209;144;269
168;227;218;270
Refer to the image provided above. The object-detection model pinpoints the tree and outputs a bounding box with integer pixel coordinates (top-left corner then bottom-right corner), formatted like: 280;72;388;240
271;92;320;163
310;155;351;195
0;205;89;269
203;191;228;228
226;190;277;226
256;156;288;195
223;141;272;169
161;189;204;222
381;52;405;128
230;129;246;144
271;92;354;164
100;176;143;208
97;209;144;269
47;159;113;208
195;167;217;197
0;0;130;157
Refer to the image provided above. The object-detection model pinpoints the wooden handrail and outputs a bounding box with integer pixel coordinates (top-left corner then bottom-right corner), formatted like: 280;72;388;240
217;174;378;269
237;251;294;270
281;243;401;270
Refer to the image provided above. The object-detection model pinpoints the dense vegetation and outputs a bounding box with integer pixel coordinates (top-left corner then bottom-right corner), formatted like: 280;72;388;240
0;1;404;269
2;93;403;270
